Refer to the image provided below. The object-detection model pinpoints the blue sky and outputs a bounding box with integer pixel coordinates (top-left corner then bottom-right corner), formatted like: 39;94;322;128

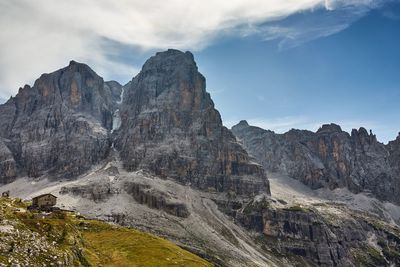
1;0;399;142
195;4;400;143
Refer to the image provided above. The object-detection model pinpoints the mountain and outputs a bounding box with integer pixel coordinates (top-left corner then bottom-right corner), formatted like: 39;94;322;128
231;121;400;205
0;61;122;180
1;50;400;266
0;51;272;265
115;49;268;196
0;97;5;104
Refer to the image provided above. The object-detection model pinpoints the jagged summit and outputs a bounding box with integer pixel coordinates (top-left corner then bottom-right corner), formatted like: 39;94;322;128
154;48;194;59
232;120;400;204
115;49;269;195
144;49;197;75
317;123;342;133
0;60;123;179
0;50;269;196
236;120;249;127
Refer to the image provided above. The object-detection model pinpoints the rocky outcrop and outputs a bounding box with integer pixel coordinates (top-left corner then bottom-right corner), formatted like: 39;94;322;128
232;121;400;204
263;207;353;266
124;181;190;218
261;205;400;267
388;133;400;181
115;50;269;196
60;178;190;218
237;196;400;267
0;139;16;183
0;61;122;179
59;181;120;202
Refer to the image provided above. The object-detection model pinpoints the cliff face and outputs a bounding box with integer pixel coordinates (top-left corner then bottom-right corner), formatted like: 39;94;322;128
0;138;16;183
260;203;400;267
0;51;268;197
115;50;269;196
232;121;400;204
0;61;122;179
388;134;400;180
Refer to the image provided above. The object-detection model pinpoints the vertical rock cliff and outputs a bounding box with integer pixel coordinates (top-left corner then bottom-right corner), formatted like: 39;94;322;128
0;61;122;179
115;50;269;195
232;121;400;204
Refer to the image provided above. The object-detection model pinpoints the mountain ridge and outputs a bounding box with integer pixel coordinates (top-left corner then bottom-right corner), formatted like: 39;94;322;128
232;121;400;204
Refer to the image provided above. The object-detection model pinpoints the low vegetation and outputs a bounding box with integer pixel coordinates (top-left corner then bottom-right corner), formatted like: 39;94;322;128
0;197;212;266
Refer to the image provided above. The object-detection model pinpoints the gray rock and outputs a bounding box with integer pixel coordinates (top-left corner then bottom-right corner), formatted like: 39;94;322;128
231;121;400;204
115;50;269;196
124;181;190;218
0;138;16;183
239;198;400;267
0;61;122;179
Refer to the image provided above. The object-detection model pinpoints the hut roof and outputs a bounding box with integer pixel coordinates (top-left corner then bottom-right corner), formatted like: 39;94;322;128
32;193;57;200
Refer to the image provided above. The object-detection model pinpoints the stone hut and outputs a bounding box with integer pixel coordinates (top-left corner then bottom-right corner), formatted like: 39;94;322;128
31;193;57;210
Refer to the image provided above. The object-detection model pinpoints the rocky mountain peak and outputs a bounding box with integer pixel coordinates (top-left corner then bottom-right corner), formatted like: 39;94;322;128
351;127;377;144
141;49;197;78
0;51;268;196
152;49;194;63
232;121;400;204
130;49;206;109
236;120;249;128
0;61;123;179
17;84;31;94
316;123;342;134
116;49;269;196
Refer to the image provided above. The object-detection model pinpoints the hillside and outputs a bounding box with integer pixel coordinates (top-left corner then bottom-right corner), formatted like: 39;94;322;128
0;197;213;267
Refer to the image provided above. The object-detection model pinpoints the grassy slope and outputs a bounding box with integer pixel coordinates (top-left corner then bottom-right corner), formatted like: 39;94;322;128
0;197;213;267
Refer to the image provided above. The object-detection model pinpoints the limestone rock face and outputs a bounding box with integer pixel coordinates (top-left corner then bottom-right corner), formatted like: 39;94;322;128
115;50;269;196
0;139;16;183
232;121;400;204
261;206;400;267
388;133;400;180
236;195;400;267
124;181;190;218
0;61;122;179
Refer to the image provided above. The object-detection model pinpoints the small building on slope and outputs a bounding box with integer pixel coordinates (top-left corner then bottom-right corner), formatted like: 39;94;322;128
29;193;57;210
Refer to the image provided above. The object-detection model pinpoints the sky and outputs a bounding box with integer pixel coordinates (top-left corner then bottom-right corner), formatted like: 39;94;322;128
0;0;399;142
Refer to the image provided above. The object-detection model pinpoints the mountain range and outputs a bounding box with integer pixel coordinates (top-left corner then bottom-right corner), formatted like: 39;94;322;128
232;120;400;205
0;49;399;267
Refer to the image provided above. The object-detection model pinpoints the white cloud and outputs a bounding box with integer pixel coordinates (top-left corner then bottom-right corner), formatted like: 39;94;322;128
0;0;390;98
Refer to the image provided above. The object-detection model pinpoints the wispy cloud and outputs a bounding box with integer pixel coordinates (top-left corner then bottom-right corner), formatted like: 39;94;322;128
0;0;392;98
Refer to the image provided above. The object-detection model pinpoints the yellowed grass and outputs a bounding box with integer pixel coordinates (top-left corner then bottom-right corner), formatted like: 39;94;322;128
82;222;213;267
